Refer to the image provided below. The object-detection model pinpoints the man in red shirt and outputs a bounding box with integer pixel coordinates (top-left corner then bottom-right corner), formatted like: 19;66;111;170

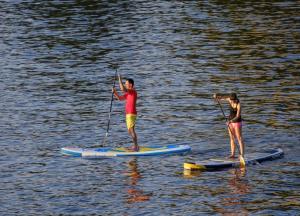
113;74;139;151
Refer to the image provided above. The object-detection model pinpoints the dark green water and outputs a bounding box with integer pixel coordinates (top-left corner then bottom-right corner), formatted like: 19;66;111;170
0;1;299;215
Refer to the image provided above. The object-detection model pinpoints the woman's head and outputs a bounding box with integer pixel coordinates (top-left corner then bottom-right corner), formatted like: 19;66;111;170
230;93;238;102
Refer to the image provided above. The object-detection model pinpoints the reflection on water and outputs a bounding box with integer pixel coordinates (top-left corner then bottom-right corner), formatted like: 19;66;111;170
185;168;251;215
124;158;150;204
183;169;202;178
216;168;250;216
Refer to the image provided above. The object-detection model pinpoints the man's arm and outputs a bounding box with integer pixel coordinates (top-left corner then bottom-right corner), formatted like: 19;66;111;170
118;74;127;93
113;88;125;101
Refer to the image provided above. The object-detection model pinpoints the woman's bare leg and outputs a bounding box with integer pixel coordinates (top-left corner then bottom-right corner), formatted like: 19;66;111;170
228;126;235;158
234;126;245;157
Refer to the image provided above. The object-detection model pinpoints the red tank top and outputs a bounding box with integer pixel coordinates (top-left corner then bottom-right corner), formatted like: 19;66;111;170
124;89;137;114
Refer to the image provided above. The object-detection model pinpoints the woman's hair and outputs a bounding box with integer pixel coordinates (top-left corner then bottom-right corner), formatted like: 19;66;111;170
230;93;239;102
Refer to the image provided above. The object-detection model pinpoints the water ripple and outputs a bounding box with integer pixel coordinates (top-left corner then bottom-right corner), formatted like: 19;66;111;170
0;1;299;215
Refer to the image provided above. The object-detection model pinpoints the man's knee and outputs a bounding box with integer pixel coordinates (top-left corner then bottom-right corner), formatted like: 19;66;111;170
128;128;134;134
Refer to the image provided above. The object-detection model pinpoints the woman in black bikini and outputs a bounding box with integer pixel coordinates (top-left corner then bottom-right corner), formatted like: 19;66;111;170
214;93;245;159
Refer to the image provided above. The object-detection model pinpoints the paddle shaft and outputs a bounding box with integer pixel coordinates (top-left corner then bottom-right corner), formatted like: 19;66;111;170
102;69;117;145
216;99;242;156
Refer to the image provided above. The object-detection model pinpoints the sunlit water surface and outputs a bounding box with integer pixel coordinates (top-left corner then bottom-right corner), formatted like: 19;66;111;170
0;1;299;215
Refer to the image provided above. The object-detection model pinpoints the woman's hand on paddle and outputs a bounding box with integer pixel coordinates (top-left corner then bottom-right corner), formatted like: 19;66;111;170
214;93;224;100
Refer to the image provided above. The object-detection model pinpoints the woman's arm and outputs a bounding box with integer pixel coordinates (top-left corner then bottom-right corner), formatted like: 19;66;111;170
213;93;231;102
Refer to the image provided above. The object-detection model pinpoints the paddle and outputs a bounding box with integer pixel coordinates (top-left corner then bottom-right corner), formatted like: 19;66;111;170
102;65;118;146
215;98;246;168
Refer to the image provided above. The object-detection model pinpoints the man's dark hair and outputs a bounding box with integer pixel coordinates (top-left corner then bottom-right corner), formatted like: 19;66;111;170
127;78;134;86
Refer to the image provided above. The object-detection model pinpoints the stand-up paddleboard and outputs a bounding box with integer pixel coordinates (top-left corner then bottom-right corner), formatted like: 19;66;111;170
184;148;283;171
61;144;191;157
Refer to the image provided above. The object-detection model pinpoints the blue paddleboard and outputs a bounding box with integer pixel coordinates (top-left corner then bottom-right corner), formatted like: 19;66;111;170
61;144;191;157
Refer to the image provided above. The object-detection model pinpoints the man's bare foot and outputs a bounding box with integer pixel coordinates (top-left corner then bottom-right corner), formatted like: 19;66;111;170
126;146;139;152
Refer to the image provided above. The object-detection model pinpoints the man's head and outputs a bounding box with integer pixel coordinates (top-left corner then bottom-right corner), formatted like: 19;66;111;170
125;78;134;89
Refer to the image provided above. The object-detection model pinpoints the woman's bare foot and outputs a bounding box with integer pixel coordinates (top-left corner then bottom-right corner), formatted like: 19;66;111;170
227;155;236;159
